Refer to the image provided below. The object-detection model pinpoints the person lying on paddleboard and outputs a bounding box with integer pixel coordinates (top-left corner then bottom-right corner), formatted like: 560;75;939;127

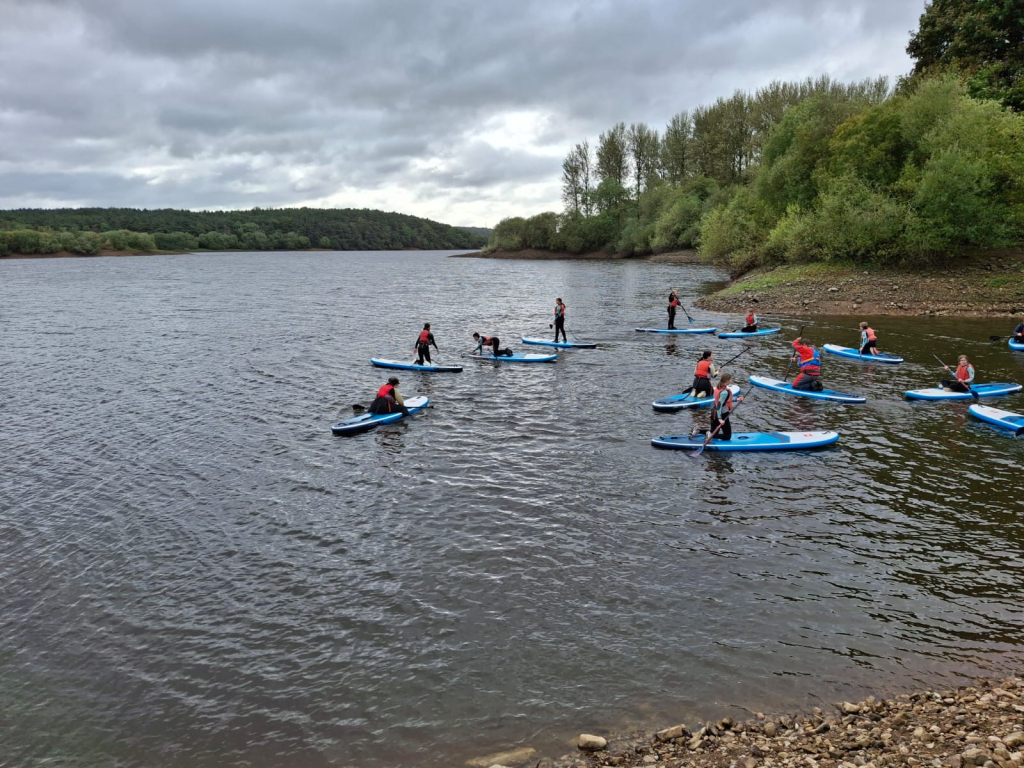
553;298;567;343
741;310;758;333
941;355;975;393
791;336;824;391
1013;318;1024;345
667;290;679;330
692;372;744;440
689;350;719;399
859;322;880;355
472;332;503;356
414;323;439;365
369;377;409;417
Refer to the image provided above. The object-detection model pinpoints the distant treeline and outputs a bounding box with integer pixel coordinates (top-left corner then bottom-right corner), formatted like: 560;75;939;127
489;1;1024;273
0;207;488;256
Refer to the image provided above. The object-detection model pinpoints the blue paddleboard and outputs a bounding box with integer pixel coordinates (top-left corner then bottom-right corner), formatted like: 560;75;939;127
968;404;1024;435
823;344;903;364
904;382;1022;400
652;385;740;412
521;337;597;349
652;430;839;452
748;375;866;403
371;358;463;372
635;327;717;334
1010;339;1024;351
717;327;782;338
331;396;429;435
467;351;557;363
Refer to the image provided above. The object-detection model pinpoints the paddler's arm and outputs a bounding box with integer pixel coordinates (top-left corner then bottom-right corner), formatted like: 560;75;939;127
393;389;405;406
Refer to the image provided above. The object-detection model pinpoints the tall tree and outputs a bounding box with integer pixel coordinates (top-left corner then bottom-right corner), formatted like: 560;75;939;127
627;122;661;197
907;0;1024;110
661;111;691;185
596;122;630;188
561;141;594;216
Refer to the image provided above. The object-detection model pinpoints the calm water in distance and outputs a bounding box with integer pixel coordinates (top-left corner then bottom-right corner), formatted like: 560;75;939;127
2;250;1023;768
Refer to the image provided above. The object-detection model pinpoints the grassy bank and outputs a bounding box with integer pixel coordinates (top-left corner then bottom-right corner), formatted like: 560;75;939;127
695;250;1024;317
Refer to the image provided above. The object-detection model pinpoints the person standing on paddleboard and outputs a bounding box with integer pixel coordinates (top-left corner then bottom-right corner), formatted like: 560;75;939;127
941;355;975;392
553;298;567;343
414;323;439;365
689;350;719;399
667;290;680;330
741;309;758;333
369;377;409;417
472;332;502;357
791;336;823;391
859;322;880;355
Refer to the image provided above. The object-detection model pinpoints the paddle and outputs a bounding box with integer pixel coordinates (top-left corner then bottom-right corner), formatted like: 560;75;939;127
933;353;979;400
679;301;695;324
674;346;755;403
783;326;805;382
990;335;1008;341
689;387;753;457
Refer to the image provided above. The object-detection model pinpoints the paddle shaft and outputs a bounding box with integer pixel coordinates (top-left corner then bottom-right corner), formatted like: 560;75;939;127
783;326;806;382
692;387;753;457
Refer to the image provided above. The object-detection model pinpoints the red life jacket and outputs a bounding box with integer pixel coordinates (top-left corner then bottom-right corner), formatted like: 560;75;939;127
865;326;876;342
956;363;971;382
376;383;394;398
480;335;493;344
669;297;679;308
694;359;712;378
418;329;430;344
794;342;820;373
746;313;755;326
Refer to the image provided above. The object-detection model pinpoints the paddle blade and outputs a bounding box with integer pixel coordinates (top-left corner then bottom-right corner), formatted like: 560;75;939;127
688;444;706;458
990;335;1006;341
352;403;368;411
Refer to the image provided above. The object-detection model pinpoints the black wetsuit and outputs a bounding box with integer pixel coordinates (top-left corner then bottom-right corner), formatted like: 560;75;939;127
415;331;437;365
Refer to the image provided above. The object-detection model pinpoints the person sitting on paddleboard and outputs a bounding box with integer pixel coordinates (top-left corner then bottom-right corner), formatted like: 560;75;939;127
472;332;502;357
699;372;743;441
791;336;823;391
369;377;409;417
667;290;679;330
553;298;567;343
414;323;439;365
741;310;758;333
689;350;719;399
859;322;880;355
1013;318;1024;344
941;355;975;393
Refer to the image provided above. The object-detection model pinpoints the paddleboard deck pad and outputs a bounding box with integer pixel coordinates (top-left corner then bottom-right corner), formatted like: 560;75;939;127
371;358;463;372
905;382;1022;400
968;404;1024;434
823;344;903;364
748;375;866;403
635;327;717;334
521;337;598;348
652;385;741;412
331;396;429;435
717;327;782;338
652;430;839;452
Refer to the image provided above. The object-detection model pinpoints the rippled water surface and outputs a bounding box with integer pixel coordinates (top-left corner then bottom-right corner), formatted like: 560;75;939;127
2;250;1024;767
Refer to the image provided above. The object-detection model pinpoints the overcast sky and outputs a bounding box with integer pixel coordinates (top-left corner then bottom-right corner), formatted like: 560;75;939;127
0;0;926;227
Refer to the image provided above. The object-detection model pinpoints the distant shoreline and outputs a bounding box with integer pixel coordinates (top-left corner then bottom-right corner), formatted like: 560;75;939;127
0;247;467;261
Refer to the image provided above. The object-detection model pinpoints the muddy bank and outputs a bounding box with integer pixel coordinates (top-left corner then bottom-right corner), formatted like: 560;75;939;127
453;249;702;264
470;675;1024;768
696;251;1024;318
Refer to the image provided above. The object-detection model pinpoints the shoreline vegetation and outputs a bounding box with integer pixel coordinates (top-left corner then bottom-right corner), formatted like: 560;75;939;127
480;4;1024;320
0;206;489;258
468;674;1024;768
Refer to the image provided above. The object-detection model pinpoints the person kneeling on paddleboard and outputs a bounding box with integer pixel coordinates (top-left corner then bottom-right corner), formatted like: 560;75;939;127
1013;318;1024;345
700;372;743;441
941;355;975;393
859;322;880;355
414;323;439;365
473;332;510;357
791;337;823;391
369;377;409;417
690;350;719;399
741;309;758;333
553;298;567;343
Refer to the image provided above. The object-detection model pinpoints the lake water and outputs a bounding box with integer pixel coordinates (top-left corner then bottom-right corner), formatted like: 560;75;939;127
2;250;1023;768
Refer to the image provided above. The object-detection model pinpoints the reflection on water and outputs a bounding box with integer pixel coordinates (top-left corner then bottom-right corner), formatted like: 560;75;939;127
1;250;1023;768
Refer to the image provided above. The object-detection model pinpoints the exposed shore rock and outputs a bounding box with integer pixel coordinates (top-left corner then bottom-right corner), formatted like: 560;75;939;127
543;676;1024;768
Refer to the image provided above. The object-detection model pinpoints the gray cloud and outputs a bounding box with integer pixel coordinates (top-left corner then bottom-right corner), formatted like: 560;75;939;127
0;0;925;225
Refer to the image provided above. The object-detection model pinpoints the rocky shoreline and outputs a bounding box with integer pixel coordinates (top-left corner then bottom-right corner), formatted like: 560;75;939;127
466;676;1024;768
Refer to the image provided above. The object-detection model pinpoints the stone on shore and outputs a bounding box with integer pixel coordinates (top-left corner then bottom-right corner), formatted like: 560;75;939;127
465;746;537;767
654;724;688;742
577;734;607;751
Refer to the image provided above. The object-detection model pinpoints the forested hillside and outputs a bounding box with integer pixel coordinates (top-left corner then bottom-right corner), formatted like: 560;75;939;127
0;207;487;256
488;1;1024;274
